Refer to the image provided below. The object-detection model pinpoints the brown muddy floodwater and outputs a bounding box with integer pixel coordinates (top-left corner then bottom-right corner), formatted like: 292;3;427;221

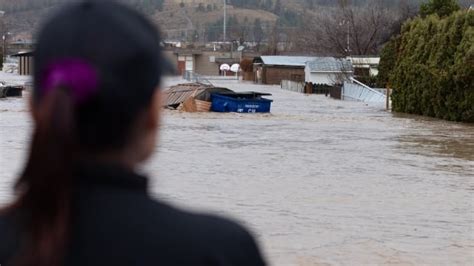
1;78;473;265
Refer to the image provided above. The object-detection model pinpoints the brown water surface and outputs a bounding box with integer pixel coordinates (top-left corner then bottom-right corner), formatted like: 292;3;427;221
1;79;473;265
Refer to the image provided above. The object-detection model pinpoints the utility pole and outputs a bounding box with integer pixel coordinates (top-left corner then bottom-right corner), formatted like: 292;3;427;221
2;35;5;63
223;0;226;43
346;22;350;54
386;86;391;111
340;20;350;55
0;10;5;64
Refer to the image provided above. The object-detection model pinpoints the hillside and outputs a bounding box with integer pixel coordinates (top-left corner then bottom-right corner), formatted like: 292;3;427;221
0;0;472;43
0;0;281;42
151;1;279;41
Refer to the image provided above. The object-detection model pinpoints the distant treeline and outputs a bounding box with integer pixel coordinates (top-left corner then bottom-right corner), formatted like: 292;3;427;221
301;0;473;9
230;0;274;10
380;9;473;122
1;0;472;14
0;0;64;12
231;0;421;9
0;0;164;13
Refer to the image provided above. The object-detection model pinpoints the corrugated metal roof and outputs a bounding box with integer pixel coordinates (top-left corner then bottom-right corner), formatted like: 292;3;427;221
259;56;318;67
164;83;234;108
306;57;353;72
11;51;34;57
164;83;211;107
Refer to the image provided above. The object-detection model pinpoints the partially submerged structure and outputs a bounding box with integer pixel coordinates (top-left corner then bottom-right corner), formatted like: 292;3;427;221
11;51;34;76
164;83;273;113
280;57;353;95
0;85;23;98
253;56;317;85
163;49;260;76
347;56;380;77
164;83;232;112
304;57;353;86
211;92;273;113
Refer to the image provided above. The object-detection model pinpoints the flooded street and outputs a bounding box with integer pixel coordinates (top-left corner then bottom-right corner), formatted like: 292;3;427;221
1;78;473;265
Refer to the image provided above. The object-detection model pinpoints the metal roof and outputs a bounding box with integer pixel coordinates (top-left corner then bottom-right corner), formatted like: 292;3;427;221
306;57;354;72
164;83;211;107
258;56;318;67
164;83;233;108
11;51;34;57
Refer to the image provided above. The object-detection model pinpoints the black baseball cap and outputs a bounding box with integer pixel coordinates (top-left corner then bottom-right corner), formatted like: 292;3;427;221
33;0;174;104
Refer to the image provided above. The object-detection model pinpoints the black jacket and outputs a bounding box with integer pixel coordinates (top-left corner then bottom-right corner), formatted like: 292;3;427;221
0;163;266;265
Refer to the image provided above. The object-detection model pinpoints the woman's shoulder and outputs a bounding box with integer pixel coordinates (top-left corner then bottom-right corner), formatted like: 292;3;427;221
144;199;266;265
0;209;21;263
74;191;266;265
162;201;254;242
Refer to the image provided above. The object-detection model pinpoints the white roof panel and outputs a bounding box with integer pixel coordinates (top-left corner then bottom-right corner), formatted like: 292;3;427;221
260;56;318;67
306;57;354;72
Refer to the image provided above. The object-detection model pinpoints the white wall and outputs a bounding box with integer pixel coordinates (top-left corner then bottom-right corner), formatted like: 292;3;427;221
304;66;311;83
305;65;354;85
305;72;350;85
281;80;305;93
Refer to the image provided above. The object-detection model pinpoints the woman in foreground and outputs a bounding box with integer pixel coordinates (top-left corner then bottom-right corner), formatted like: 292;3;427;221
0;1;265;265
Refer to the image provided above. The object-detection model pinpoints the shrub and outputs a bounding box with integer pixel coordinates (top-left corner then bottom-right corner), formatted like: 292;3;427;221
385;10;473;122
240;58;253;72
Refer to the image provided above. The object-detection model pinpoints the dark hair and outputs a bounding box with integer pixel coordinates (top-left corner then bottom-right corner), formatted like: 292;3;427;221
3;1;166;265
12;87;76;265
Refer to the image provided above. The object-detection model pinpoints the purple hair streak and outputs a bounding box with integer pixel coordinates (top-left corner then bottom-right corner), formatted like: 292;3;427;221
41;59;99;104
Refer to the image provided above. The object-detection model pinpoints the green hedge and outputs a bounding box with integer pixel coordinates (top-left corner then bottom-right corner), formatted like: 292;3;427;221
384;10;473;122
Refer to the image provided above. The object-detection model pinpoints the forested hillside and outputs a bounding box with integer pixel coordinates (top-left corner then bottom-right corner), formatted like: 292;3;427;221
0;0;164;12
0;0;472;56
1;0;471;16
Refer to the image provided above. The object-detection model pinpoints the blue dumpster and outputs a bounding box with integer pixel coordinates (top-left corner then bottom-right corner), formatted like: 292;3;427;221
211;92;273;113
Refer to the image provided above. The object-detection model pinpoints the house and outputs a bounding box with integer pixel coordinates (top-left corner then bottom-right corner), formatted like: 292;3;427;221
347;56;380;77
164;48;259;76
253;56;318;85
304;57;353;86
8;40;34;55
11;51;34;76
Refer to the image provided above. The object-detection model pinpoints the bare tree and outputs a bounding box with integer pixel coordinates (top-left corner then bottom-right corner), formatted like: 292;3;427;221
266;24;279;55
252;18;264;51
296;1;406;56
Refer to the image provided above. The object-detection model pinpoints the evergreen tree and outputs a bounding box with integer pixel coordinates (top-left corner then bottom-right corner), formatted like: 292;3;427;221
377;36;400;88
274;0;282;15
420;0;460;18
263;0;273;10
196;3;205;12
389;10;473;122
253;18;264;48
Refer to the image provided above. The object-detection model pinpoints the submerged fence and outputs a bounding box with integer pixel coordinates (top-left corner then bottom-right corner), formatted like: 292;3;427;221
281;78;390;109
342;78;386;104
281;80;305;93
